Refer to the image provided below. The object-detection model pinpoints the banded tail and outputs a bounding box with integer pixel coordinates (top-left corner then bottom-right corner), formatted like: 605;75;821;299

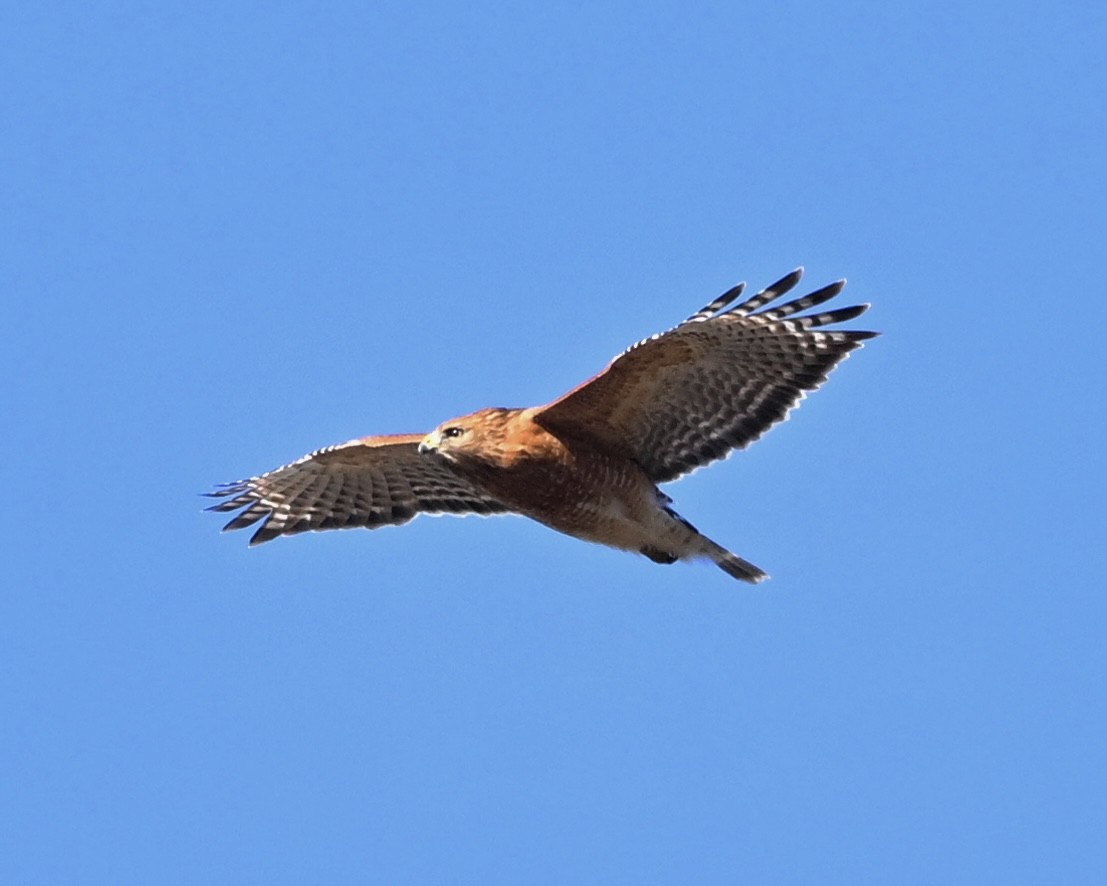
651;499;768;584
713;549;768;584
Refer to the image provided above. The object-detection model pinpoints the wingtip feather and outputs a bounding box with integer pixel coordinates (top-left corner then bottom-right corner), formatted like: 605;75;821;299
779;267;804;289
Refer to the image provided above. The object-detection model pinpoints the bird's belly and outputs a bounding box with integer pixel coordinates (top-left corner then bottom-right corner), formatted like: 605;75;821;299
519;490;676;554
470;450;670;552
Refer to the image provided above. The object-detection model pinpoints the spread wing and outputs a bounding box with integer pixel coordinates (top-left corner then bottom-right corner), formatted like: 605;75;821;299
205;434;506;545
534;269;877;483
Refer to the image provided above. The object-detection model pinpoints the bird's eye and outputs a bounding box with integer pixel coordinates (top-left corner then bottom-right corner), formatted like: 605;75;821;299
442;426;465;439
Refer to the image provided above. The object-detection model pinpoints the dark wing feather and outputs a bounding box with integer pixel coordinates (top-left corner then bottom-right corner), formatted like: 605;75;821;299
205;434;506;545
534;270;876;483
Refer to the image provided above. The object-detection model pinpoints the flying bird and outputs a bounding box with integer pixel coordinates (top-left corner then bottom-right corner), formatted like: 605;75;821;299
207;269;875;582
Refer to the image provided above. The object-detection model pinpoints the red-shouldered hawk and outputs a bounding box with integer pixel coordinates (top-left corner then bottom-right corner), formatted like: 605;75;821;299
207;269;876;582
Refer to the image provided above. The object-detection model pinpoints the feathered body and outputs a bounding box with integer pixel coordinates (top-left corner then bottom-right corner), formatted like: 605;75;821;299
416;407;765;581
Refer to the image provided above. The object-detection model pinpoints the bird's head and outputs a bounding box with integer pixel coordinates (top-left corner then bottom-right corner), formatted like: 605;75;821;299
418;408;515;464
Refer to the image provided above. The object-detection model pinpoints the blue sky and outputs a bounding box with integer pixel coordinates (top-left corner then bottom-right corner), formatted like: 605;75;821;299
3;2;1105;883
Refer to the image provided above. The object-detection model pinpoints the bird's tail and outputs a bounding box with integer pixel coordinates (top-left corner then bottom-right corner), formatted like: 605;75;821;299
712;548;768;584
689;525;767;583
660;502;768;584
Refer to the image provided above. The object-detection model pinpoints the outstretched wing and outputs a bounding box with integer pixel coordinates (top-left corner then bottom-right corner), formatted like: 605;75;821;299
205;434;506;545
534;269;877;483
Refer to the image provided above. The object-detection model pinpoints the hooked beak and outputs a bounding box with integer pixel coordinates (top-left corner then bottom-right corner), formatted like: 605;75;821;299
417;434;437;455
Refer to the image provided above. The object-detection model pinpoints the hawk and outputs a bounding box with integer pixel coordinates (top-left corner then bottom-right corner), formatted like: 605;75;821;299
207;269;875;582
